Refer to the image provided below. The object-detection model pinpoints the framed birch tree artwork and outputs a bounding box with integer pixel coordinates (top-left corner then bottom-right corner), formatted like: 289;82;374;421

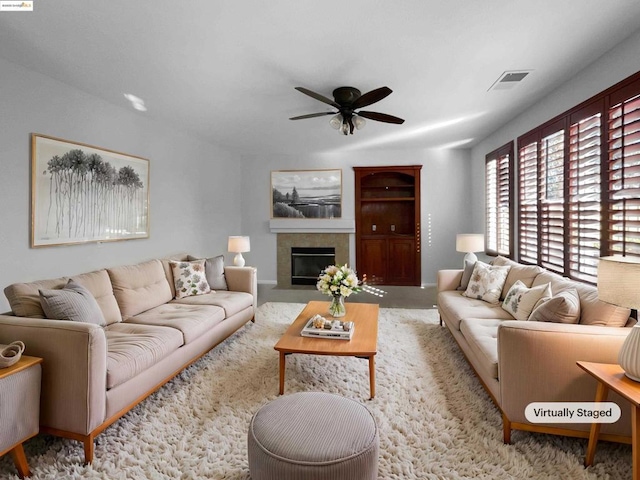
31;134;150;247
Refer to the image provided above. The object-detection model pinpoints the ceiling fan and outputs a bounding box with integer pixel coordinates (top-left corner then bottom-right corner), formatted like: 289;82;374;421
290;86;405;135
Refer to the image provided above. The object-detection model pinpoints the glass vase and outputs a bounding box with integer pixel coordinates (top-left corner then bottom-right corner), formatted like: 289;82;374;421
329;295;346;317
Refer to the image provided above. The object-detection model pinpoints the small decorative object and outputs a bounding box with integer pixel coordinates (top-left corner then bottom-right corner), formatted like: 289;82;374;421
597;256;640;381
343;321;354;332
316;264;362;317
0;341;25;368
312;314;326;329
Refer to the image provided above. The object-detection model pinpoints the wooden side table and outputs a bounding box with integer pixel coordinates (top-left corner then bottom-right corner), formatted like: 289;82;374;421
0;356;43;479
577;361;638;479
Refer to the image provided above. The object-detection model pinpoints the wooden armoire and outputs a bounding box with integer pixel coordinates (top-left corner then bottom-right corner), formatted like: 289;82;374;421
354;165;421;286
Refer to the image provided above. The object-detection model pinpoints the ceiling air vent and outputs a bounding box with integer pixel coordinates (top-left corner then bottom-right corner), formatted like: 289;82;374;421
488;70;531;91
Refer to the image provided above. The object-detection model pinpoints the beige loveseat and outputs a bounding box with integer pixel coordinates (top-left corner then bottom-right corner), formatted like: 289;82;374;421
0;254;257;464
437;256;634;444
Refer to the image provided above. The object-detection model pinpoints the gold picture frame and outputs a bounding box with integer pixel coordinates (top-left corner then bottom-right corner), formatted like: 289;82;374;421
271;169;342;219
31;133;150;247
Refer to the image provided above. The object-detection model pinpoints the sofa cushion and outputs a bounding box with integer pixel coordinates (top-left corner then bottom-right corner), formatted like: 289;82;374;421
529;288;581;324
108;259;172;318
170;260;211;299
459;318;502;380
188;254;228;290
72;269;122;325
501;280;551;321
171;291;254;318
463;262;511;305
492;256;543;299
5;276;68;318
438;291;514;331
39;279;107;326
126;303;225;344
104;323;184;389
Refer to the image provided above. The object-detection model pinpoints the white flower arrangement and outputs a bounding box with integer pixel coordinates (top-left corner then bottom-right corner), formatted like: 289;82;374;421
316;264;362;298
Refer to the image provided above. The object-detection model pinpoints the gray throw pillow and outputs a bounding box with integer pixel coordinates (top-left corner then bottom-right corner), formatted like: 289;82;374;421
457;259;476;291
528;288;581;324
39;279;106;326
187;254;228;290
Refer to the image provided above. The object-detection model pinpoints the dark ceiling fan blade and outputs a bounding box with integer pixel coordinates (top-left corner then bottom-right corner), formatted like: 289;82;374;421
289;112;336;120
295;87;340;108
351;86;392;109
357;111;405;124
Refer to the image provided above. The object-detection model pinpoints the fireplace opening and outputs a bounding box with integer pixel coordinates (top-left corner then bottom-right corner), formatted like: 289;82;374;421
291;247;336;285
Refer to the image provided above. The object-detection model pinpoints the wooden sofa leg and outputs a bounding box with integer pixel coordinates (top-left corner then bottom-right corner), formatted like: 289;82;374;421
10;444;30;479
83;436;95;465
502;413;512;444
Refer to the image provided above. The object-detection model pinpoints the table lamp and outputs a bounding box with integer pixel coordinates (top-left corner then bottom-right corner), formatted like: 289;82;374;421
228;236;250;267
456;234;485;266
598;256;640;381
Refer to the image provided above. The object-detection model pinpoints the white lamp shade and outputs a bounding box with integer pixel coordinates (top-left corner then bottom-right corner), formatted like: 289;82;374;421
228;236;250;253
597;256;640;310
456;234;485;253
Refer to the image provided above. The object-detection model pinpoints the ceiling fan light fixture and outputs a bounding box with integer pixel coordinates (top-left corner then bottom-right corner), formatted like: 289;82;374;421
340;121;350;135
329;114;343;130
354;115;366;130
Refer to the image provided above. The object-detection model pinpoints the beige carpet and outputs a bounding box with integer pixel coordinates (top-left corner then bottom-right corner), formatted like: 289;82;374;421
0;303;632;479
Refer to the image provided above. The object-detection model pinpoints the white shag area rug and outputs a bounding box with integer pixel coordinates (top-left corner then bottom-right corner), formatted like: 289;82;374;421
0;302;632;479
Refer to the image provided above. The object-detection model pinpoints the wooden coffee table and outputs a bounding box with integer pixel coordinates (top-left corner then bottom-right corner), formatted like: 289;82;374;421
274;300;379;399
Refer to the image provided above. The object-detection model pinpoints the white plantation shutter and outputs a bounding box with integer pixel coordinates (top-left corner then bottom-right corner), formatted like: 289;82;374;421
569;104;602;283
518;140;538;264
607;86;640;258
486;143;513;256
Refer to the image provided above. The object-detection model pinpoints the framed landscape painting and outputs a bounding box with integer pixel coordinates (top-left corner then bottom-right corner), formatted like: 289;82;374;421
31;133;150;247
271;169;342;219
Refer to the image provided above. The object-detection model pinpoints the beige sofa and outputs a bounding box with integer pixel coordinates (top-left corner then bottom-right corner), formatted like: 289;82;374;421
437;256;634;444
0;254;257;464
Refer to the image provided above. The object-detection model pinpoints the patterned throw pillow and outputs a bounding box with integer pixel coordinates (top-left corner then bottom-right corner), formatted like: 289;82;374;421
170;260;211;299
501;280;552;321
463;262;511;305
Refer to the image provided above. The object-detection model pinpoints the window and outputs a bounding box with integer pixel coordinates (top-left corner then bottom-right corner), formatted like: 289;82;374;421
485;142;513;257
512;71;640;283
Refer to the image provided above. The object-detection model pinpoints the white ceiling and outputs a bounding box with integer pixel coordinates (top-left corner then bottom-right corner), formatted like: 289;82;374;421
2;1;640;155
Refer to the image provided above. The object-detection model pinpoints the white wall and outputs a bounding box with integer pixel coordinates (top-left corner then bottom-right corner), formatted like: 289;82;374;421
0;58;242;312
240;147;473;285
470;29;640;232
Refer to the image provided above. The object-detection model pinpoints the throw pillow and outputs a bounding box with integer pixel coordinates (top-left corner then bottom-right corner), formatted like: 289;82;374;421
529;288;581;324
463;262;511;305
39;279;106;326
501;280;552;321
457;259;476;291
170;260;212;299
187;254;228;290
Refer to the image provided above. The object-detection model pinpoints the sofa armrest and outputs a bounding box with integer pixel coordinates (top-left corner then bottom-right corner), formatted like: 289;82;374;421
498;321;630;431
0;314;107;435
437;269;463;293
224;266;257;307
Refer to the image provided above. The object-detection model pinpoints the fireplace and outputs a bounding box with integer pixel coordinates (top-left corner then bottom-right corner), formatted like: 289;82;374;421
291;247;336;285
277;233;349;288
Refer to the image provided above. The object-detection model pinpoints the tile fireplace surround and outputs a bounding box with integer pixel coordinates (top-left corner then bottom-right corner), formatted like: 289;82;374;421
276;233;349;288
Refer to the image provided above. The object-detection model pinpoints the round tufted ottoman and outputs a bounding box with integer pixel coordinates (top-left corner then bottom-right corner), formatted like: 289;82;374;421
248;392;379;480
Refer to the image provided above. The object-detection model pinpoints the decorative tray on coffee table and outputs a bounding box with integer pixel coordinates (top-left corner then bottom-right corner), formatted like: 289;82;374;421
301;317;354;340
